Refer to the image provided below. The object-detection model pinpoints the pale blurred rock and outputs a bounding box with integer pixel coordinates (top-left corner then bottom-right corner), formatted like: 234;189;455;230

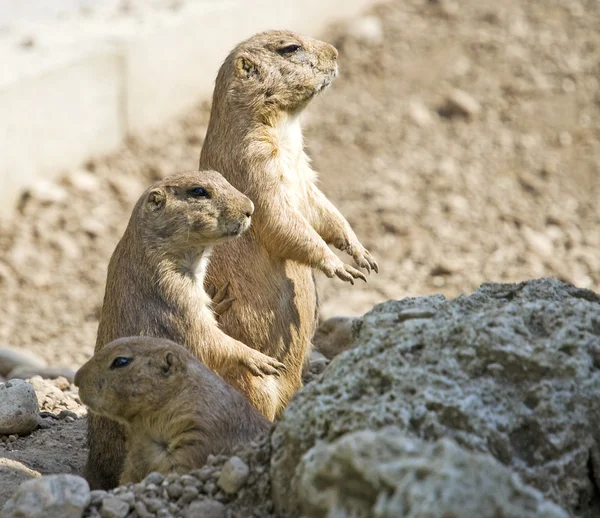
522;227;554;257
100;496;130;518
347;15;384;45
67;171;101;193
0;347;46;377
24;368;75;383
1;474;90;518
442;89;481;117
28;180;68;204
313;316;357;360
182;500;225;518
407;98;434;127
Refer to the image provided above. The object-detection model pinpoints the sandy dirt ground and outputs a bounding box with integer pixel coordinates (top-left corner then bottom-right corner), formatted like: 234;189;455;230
0;0;599;504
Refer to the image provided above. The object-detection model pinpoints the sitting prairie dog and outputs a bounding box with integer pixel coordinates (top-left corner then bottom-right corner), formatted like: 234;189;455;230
75;336;269;485
85;171;285;489
200;30;378;417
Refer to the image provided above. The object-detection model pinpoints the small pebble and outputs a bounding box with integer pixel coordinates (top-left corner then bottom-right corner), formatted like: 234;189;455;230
180;474;198;487
204;481;217;495
134;500;152;518
144;471;165;485
90;490;108;505
180;486;199;504
182;500;226;518
101;496;130;518
143;497;163;513
166;481;183;499
442;89;481;118
217;456;250;495
193;466;215;481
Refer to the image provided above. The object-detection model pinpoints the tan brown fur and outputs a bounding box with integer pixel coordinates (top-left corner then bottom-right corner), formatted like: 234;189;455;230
200;30;378;417
75;337;269;485
85;171;284;489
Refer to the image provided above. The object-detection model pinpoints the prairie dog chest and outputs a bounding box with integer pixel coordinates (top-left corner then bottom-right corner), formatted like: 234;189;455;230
275;116;316;208
178;249;215;322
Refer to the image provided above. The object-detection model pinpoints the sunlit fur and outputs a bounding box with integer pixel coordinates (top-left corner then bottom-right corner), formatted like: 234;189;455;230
85;171;284;489
75;337;269;484
200;31;378;420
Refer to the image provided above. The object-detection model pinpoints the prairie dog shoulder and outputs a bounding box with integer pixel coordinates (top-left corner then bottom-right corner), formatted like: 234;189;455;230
75;336;269;484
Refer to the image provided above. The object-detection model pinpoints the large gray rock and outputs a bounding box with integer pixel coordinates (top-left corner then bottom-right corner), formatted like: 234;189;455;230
1;474;90;518
0;379;39;435
272;278;600;517
297;427;568;518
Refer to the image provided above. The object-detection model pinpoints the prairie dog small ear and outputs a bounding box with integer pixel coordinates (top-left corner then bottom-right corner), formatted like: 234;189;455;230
235;55;259;79
147;188;166;211
160;350;178;377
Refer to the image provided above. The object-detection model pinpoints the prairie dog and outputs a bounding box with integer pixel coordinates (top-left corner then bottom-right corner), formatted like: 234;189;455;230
75;336;269;485
200;30;378;416
85;171;284;489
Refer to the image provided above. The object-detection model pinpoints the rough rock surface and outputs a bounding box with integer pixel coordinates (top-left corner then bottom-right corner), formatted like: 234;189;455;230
27;376;85;416
297;427;568;518
272;278;600;518
0;379;39;435
1;474;90;518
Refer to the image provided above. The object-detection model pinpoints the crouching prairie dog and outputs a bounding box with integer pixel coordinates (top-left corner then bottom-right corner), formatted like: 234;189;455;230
75;336;269;485
86;171;285;490
200;30;378;416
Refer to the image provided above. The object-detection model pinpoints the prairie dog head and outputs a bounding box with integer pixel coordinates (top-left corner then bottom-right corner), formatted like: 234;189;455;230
74;337;191;424
134;171;254;251
217;30;339;115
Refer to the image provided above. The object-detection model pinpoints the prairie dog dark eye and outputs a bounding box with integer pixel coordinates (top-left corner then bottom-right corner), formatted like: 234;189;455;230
277;44;301;56
110;357;132;369
188;187;210;198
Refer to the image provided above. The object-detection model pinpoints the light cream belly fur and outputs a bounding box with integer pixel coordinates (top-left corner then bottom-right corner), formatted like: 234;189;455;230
206;231;317;406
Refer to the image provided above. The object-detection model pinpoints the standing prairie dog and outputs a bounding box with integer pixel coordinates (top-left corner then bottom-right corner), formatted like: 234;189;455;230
200;30;378;416
85;171;284;490
75;337;269;485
